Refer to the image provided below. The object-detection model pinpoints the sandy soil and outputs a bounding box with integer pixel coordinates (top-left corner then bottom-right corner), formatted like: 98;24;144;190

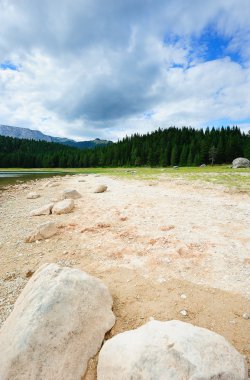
0;173;249;378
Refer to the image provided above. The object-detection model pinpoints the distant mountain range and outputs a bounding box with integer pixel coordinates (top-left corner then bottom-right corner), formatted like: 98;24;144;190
0;125;112;149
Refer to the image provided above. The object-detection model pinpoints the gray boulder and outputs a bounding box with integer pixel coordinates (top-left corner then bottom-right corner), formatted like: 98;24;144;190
0;263;115;380
97;320;248;380
232;157;250;168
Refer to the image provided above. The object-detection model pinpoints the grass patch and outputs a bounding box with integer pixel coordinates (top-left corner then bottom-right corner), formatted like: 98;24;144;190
1;166;250;192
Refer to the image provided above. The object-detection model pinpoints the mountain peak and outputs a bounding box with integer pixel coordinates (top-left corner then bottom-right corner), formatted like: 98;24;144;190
0;125;112;149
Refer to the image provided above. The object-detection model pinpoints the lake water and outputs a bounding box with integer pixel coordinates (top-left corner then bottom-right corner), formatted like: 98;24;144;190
0;171;71;188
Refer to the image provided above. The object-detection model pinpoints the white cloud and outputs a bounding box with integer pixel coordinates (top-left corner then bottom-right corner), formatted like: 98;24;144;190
0;0;250;140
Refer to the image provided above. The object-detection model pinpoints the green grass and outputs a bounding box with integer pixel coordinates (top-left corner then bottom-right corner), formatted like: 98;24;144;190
1;166;250;192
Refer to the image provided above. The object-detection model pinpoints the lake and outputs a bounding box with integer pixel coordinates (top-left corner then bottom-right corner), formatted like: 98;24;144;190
0;171;71;188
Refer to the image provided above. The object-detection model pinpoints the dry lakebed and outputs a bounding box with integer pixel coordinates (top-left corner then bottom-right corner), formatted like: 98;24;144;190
0;172;249;378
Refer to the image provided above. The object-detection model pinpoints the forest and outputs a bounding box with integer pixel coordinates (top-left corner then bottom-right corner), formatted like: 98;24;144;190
0;126;249;168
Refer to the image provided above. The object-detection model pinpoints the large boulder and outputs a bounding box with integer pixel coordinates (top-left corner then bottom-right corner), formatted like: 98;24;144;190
30;203;54;216
232;157;250;168
62;189;82;199
52;199;74;215
25;221;57;242
97;320;248;380
0;264;115;380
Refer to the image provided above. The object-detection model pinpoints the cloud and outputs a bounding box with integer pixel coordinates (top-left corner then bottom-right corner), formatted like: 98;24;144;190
0;0;250;140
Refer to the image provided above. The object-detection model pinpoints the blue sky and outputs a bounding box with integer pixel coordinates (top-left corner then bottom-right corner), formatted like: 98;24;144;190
0;0;249;140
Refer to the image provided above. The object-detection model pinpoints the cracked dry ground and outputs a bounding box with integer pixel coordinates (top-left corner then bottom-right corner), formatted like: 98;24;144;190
0;173;249;378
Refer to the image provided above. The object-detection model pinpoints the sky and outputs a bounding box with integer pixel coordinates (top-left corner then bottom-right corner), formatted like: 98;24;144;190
0;0;250;141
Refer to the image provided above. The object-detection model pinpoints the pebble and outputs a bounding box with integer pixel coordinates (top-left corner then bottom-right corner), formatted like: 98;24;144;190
180;293;187;299
180;309;188;317
242;312;249;320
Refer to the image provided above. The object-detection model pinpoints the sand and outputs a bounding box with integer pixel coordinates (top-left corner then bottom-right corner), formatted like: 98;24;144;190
0;173;249;378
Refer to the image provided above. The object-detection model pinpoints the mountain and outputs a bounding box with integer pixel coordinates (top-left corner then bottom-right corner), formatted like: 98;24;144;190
0;125;112;149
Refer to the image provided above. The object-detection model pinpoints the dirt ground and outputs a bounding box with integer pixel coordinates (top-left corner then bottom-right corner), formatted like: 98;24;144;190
0;173;249;378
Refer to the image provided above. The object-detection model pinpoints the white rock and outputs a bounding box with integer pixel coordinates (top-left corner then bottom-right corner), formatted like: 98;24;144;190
26;191;40;199
52;199;74;215
180;293;187;299
0;263;115;380
62;189;82;199
232;157;250;168
30;203;54;216
97;320;248;380
180;309;188;316
25;221;57;243
242;312;249;320
94;185;108;193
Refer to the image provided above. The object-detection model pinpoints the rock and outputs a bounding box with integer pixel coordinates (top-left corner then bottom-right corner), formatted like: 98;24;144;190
180;309;188;316
25;269;34;278
78;179;86;182
62;189;82;199
173;166;179;169
52;199;74;215
25;221;57;243
0;263;115;380
94;185;108;193
200;164;206;167
26;191;40;199
43;181;59;188
242;312;249;320
30;203;54;216
97;320;248;380
232;157;250;168
180;293;187;299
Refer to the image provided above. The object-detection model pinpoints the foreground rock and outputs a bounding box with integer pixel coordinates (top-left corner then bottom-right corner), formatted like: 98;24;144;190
25;221;57;242
97;320;248;380
95;185;108;193
62;189;82;199
52;199;74;215
26;191;40;199
232;157;250;168
30;203;54;216
0;263;115;380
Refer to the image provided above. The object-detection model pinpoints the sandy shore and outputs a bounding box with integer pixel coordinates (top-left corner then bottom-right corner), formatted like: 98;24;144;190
0;173;249;378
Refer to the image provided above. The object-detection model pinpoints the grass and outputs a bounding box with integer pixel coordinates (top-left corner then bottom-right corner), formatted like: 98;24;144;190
1;166;250;192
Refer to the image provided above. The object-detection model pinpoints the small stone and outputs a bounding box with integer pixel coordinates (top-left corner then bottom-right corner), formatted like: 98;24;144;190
27;192;40;199
94;185;108;193
180;309;188;317
52;199;74;215
25;270;34;278
62;189;81;199
25;221;57;243
242;312;249;320
30;203;54;216
180;293;187;299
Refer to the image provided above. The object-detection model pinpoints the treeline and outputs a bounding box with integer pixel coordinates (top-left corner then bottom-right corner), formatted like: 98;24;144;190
0;126;249;168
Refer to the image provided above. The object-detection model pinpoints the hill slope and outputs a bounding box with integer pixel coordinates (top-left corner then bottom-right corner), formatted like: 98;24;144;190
0;125;112;149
